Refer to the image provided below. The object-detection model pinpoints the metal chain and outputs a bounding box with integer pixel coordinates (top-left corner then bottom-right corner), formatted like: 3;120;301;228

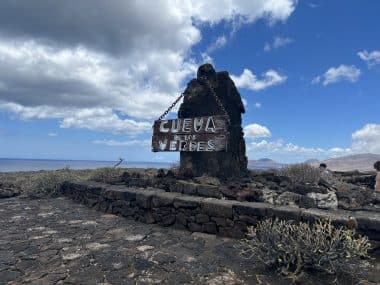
157;76;231;124
157;92;185;121
199;76;231;124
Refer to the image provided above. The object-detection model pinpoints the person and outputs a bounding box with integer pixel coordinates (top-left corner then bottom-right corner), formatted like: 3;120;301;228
319;163;333;183
374;161;380;192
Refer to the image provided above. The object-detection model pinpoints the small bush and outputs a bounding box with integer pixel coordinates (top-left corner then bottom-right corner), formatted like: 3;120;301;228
280;163;321;184
240;219;372;282
31;167;81;196
89;167;125;183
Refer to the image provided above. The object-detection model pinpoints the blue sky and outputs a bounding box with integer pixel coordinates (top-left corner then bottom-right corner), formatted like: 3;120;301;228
0;0;379;163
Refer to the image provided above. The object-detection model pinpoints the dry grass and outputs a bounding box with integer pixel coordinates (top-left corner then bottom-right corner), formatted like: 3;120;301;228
280;163;321;184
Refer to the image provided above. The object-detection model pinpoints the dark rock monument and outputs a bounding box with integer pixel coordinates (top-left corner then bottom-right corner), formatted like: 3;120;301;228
178;64;247;178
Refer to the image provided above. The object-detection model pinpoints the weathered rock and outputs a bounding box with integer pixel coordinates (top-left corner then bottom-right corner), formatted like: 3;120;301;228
307;191;338;210
259;189;278;204
201;198;235;218
275;191;301;206
202;222;218;234
173;196;203;209
236;188;262;202
194;176;221;186
286;183;328;195
0;189;19;199
178;64;247;178
197;185;222;198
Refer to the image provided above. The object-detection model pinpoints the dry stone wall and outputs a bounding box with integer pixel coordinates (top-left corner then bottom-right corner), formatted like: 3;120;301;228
60;181;380;243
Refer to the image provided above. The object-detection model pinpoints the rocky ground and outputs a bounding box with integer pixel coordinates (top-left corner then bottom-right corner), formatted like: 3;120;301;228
2;197;379;285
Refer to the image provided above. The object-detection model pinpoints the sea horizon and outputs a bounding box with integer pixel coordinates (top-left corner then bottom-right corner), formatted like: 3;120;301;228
0;158;174;173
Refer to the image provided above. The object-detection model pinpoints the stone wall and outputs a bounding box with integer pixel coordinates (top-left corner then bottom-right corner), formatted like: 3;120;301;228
60;181;380;242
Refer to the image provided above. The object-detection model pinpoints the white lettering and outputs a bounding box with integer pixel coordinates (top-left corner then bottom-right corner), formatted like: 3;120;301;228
197;141;206;151
182;118;192;132
189;141;197;151
171;119;181;133
169;140;178;151
159;120;169;133
205;116;216;133
159;139;168;150
194;117;203;132
206;140;215;151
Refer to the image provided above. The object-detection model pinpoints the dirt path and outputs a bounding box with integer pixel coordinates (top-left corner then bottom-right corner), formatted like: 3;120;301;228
0;197;377;285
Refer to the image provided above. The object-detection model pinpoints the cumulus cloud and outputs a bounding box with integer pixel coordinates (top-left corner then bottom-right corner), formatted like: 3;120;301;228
244;123;271;139
245;123;380;162
264;36;293;52
312;65;361;86
358;50;380;67
254;102;262;109
0;0;297;135
352;124;380;153
231;68;287;91
0;103;151;135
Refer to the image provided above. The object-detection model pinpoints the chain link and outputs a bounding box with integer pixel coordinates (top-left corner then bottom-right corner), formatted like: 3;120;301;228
157;92;185;121
157;76;230;125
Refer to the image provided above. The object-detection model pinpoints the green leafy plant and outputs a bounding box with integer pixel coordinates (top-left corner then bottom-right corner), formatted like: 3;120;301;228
240;218;372;282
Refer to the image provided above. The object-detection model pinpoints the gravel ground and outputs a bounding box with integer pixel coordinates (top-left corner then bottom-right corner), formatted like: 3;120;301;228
0;197;378;285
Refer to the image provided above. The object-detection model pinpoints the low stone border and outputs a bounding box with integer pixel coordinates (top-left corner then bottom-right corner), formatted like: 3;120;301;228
60;182;380;242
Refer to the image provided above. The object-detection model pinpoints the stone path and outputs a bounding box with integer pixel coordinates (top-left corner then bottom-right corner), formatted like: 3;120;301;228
0;197;378;285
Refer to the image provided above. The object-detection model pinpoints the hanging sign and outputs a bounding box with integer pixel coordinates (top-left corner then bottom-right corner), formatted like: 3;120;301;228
152;115;229;152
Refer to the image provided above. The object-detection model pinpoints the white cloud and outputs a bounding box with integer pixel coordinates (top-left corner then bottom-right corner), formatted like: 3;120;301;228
313;65;361;86
231;68;287;91
264;36;293;52
352;124;380;153
48;133;57;137
93;139;151;147
207;35;227;53
244;123;271;139
0;1;296;135
245;123;380;162
0;103;151;135
254;102;262;109
358;50;380;67
242;98;248;108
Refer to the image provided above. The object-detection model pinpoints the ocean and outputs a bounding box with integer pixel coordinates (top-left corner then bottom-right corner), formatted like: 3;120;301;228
0;158;173;173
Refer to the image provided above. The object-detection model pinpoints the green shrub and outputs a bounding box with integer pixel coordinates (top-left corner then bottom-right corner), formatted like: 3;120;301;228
280;163;321;184
89;167;125;183
30;167;81;196
240;219;372;282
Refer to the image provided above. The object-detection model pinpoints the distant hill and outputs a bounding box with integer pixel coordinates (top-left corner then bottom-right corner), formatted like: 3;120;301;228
248;158;285;170
307;153;380;172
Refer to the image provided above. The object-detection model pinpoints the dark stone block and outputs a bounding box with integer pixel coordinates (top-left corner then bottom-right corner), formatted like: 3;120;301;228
151;192;180;207
188;222;202;232
211;217;227;227
195;214;210;223
271;205;301;221
233;202;274;217
238;215;258;225
173;196;203;209
160;214;176;227
176;212;188;225
197;185;222;198
202;222;217;234
201;198;235;218
136;191;155;209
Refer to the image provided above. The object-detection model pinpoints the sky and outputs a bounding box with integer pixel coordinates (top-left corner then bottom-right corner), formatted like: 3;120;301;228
0;0;379;163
